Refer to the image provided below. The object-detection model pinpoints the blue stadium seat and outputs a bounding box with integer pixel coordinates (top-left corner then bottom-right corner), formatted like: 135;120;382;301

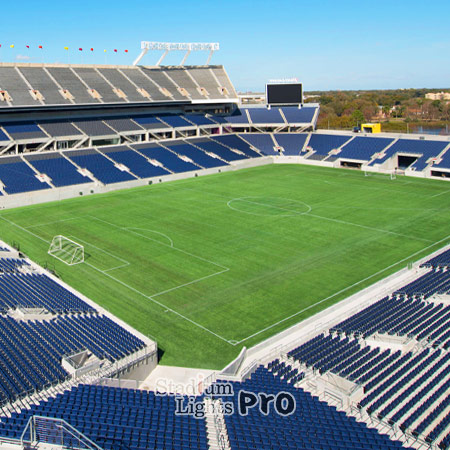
132;144;201;173
274;133;309;155
25;153;91;187
281;106;318;124
65;150;137;184
0;158;52;194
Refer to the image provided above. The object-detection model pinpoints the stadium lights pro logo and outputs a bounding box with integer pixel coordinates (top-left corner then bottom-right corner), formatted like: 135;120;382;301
173;383;296;419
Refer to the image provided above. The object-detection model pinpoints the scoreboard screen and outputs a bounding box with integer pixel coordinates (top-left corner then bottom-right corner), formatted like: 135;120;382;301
266;83;303;105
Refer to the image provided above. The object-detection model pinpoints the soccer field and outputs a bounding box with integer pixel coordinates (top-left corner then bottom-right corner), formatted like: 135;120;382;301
1;164;449;369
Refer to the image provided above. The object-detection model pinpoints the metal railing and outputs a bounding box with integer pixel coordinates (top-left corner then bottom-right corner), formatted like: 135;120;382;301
21;415;104;450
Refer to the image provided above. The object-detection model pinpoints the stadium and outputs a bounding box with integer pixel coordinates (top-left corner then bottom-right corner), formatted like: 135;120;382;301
0;35;448;450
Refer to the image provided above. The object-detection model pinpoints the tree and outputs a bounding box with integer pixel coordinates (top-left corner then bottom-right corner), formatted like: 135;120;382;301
382;105;391;118
351;109;364;126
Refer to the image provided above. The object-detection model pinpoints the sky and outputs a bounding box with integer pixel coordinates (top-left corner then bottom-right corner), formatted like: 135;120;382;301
1;0;450;92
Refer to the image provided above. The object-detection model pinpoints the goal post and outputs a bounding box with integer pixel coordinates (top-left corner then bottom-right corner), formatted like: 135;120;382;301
48;235;84;266
364;169;396;180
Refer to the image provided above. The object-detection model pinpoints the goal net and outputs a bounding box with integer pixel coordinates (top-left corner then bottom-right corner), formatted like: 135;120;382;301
364;170;396;180
48;235;84;266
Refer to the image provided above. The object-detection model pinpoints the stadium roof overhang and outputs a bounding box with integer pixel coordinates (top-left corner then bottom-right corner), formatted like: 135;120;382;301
0;100;236;123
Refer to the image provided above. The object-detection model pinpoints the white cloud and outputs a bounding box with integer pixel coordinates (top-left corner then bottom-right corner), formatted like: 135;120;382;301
15;54;31;61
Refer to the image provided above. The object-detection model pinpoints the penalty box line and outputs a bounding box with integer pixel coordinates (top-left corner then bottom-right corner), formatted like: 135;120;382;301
85;215;233;343
232;233;450;346
0;214;234;346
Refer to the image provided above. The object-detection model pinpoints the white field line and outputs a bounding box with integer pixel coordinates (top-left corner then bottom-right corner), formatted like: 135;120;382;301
0;214;233;344
89;215;229;271
82;260;232;344
2;201;449;347
227;197;433;243
125;228;174;247
227;197;311;217
430;189;450;199
25;217;80;229
306;213;433;243
65;235;131;272
233;233;450;345
68;235;130;266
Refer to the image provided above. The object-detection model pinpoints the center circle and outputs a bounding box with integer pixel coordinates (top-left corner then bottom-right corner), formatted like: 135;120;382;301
227;196;312;217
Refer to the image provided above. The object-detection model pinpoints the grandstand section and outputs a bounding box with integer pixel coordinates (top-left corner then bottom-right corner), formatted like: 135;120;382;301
0;244;156;413
0;64;237;107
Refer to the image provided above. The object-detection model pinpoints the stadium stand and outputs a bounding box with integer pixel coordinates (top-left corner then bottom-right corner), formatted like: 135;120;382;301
140;68;187;102
97;68;151;103
163;67;205;100
119;68;171;101
157;114;193;128
103;118;145;133
369;138;449;169
132;114;171;130
189;137;248;162
281;106;318;123
0;249;150;411
163;142;229;169
210;134;262;158
71;119;116;137
433;149;450;170
239;133;280;155
307;134;353;160
0;385;208;450
18;67;72;105
64;149;137;184
338;136;395;161
73;68;126;104
0;64;236;107
182;113;217;126
0;156;51;194
37;120;85;138
2;123;47;140
0;67;42;106
24;152;92;187
276;247;450;449
246;107;285;124
273;133;309;155
214;366;411;450
97;146;171;178
224;108;250;125
0;128;448;197
46;67;99;104
222;106;319;127
132;143;201;173
0;128;10;142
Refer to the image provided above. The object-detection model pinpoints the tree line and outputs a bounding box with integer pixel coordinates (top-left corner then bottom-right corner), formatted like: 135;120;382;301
305;88;450;132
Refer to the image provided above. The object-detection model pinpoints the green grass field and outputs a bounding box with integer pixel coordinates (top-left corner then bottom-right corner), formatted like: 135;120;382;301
1;164;449;369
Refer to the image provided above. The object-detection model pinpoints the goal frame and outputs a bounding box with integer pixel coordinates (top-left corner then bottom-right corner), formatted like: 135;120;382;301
48;235;84;266
364;169;396;180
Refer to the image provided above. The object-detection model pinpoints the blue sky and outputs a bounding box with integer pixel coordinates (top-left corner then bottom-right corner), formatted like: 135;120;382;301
2;0;450;91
